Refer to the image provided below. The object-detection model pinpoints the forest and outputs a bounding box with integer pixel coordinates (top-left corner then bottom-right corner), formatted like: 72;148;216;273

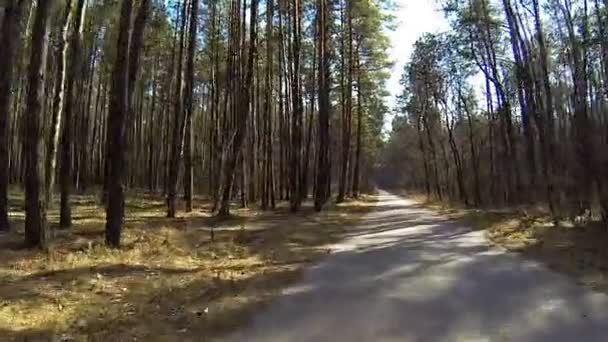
383;0;608;226
0;0;392;249
0;0;394;338
6;0;608;339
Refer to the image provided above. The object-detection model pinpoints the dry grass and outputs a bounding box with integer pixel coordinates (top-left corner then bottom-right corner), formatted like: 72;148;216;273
488;219;608;294
0;191;376;342
405;190;608;295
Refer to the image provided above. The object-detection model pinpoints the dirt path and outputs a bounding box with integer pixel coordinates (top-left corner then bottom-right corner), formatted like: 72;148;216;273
225;192;608;341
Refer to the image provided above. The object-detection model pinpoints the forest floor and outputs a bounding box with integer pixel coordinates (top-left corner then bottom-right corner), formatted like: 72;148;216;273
0;190;376;341
403;191;608;295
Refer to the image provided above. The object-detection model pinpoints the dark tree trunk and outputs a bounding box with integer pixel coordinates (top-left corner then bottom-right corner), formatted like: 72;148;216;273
460;89;482;205
337;0;353;203
23;0;53;248
167;0;188;218
262;0;274;210
314;0;331;211
289;0;303;212
105;0;134;247
218;0;259;216
0;0;25;232
184;0;199;213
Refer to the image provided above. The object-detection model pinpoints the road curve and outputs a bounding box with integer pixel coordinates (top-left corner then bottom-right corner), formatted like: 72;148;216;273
225;192;608;342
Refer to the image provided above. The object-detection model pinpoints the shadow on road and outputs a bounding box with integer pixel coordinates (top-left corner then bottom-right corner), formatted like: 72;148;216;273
227;193;608;342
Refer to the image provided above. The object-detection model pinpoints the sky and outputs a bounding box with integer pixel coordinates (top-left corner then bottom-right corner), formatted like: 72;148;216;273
385;0;450;132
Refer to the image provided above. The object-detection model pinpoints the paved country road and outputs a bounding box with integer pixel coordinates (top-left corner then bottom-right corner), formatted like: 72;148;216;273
225;192;608;342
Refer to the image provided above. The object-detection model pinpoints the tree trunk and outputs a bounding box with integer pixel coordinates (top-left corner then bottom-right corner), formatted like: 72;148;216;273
45;0;73;205
105;0;134;247
262;0;274;210
166;0;189;218
352;48;362;198
0;0;25;232
337;0;353;203
460;89;482;205
218;0;259;216
184;0;199;213
289;0;303;212
59;0;87;228
24;0;53;248
314;0;331;211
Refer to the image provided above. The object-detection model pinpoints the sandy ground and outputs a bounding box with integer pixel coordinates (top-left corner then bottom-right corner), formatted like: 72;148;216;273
225;191;608;342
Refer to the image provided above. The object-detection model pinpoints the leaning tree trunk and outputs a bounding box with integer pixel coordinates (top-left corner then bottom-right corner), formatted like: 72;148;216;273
23;0;53;248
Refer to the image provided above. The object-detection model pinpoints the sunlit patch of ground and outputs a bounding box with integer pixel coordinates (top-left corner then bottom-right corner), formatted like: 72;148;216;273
402;190;608;296
0;190;376;341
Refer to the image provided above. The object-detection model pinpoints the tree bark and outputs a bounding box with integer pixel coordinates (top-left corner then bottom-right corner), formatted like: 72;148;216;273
352;47;362;198
218;0;259;216
289;0;303;212
183;0;199;213
167;0;189;218
105;0;134;247
45;0;73;205
59;0;87;228
24;0;53;248
314;0;331;210
337;0;353;203
0;0;25;232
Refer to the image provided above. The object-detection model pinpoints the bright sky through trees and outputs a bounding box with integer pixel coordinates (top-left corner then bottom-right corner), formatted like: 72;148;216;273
386;0;449;132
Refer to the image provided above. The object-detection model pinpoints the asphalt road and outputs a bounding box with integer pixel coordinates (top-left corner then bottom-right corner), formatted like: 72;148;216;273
225;192;608;342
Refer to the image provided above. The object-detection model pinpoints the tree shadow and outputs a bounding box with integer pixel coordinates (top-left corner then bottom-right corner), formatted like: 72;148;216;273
0;266;304;342
225;192;608;341
0;191;378;341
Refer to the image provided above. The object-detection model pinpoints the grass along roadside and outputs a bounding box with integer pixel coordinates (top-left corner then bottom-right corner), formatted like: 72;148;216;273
400;190;608;295
0;191;377;341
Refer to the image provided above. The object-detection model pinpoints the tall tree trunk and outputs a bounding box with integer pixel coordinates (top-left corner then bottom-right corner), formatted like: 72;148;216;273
0;0;25;232
314;0;331;211
218;0;259;216
561;0;596;214
24;0;53;248
167;0;189;218
460;89;482;205
59;0;87;228
337;0;353;203
301;44;316;200
262;0;274;210
148;63;158;192
352;47;362;198
289;0;303;212
503;0;536;197
184;0;199;213
105;0;134;247
417;114;431;198
532;0;559;221
440;97;468;205
45;0;73;205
